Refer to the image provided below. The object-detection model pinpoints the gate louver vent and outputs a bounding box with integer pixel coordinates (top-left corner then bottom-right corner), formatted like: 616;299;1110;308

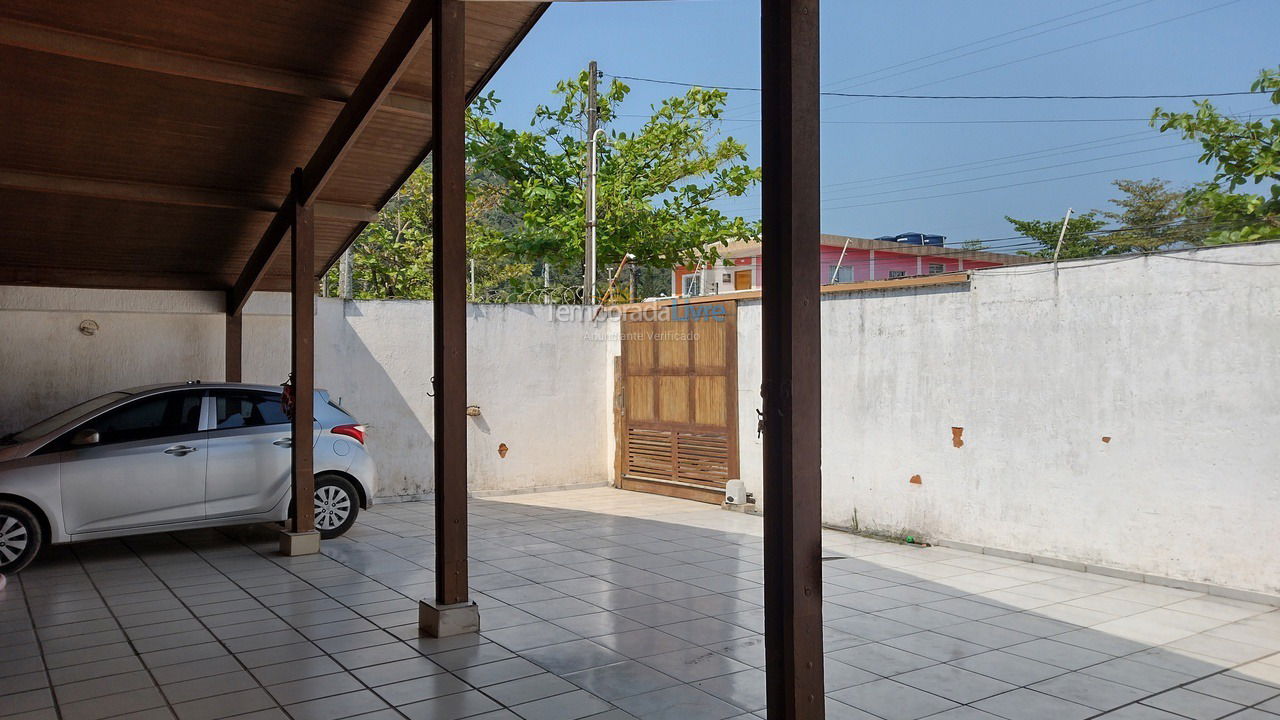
625;428;730;488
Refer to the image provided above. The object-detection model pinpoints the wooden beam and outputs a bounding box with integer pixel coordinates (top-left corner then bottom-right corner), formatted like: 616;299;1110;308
0;264;225;290
226;312;242;383
0;18;432;118
226;0;434;316
433;0;469;608
228;211;292;317
316;3;553;277
0;167;378;221
289;168;316;535
760;1;825;718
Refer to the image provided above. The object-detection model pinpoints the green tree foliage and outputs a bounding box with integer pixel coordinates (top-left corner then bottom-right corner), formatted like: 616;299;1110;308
1100;178;1204;251
332;75;760;300
1151;66;1280;244
329;166;532;300
342;167;433;299
466;73;761;274
1006;212;1108;259
1004;179;1208;258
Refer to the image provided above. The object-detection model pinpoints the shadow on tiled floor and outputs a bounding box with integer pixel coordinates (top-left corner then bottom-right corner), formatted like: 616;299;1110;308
2;487;1278;720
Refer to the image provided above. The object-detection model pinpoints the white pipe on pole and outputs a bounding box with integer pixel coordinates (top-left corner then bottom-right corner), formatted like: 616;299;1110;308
828;237;852;284
1052;207;1074;265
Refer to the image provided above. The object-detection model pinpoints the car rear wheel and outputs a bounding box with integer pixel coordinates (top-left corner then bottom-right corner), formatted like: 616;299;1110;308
314;475;359;539
0;501;42;575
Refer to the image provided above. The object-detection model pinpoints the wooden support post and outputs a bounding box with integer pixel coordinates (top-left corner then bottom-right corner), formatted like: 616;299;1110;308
225;312;242;382
761;1;825;718
419;0;477;637
285;167;317;550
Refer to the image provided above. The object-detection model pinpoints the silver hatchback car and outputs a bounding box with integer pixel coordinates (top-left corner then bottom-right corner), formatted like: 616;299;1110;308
0;382;376;574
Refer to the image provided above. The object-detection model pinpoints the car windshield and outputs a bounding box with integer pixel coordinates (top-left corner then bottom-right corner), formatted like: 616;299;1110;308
7;392;131;443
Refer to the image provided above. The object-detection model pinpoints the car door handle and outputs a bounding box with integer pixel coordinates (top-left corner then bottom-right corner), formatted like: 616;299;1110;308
273;438;293;448
163;445;198;456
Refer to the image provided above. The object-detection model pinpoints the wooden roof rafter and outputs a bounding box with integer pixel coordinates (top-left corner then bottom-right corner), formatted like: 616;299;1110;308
0;0;547;295
226;0;436;316
0;168;378;222
0;18;433;118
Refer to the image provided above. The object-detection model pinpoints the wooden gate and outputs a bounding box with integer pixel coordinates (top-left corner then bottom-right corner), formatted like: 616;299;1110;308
618;299;739;503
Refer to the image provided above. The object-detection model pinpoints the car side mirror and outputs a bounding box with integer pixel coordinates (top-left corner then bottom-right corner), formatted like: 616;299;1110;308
71;429;100;446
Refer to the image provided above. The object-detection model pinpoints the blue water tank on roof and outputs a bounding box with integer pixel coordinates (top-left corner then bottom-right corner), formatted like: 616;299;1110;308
888;232;946;246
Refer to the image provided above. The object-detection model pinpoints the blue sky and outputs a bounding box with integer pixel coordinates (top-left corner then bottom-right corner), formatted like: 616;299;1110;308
482;0;1276;250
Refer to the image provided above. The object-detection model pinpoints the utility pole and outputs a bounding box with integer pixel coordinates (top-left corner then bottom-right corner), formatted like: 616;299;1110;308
339;247;353;299
584;60;599;305
543;261;551;304
1052;207;1074;266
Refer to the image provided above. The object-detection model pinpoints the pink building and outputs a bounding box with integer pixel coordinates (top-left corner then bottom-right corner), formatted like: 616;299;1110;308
672;234;1034;297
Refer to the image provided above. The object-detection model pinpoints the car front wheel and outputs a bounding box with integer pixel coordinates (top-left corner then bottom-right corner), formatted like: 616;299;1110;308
0;501;43;575
314;475;359;539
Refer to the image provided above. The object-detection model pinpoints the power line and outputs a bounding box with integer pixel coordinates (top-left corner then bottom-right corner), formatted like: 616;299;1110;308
974;217;1221;247
981;246;1280;275
818;0;1157;94
819;131;1167;190
815;144;1195;206
709;220;1229;271
729;152;1203;213
723;0;1151;118
815;103;1275;190
618;113;1279;126
818;0;1245;116
712;216;1260;262
709;107;1272;203
1152;252;1280;267
609;74;1265;101
820;152;1203;210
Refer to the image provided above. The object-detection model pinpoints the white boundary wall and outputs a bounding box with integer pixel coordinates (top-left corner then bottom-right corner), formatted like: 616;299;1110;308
735;242;1280;596
0;293;609;498
2;242;1276;594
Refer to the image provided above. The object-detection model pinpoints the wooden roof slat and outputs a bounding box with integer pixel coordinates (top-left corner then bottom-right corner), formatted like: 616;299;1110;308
0;45;340;198
0;168;377;222
319;3;550;273
0;1;547;293
227;0;437;315
0;17;434;118
0;0;395;81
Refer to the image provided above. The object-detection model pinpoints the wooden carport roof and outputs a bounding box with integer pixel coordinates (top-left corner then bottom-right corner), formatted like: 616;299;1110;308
0;0;546;295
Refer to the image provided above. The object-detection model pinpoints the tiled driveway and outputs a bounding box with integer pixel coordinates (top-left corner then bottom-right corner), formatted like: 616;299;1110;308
2;487;1279;720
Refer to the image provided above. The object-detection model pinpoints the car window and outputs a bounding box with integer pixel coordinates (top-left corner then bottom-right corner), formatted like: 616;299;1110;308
9;392;131;443
67;391;204;448
213;391;289;430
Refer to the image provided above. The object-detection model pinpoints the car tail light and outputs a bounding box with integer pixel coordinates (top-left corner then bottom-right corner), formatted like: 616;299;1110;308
332;424;366;444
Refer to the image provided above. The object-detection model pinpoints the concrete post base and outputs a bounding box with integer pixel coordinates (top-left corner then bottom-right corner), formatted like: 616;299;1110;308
419;599;480;638
278;529;321;556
